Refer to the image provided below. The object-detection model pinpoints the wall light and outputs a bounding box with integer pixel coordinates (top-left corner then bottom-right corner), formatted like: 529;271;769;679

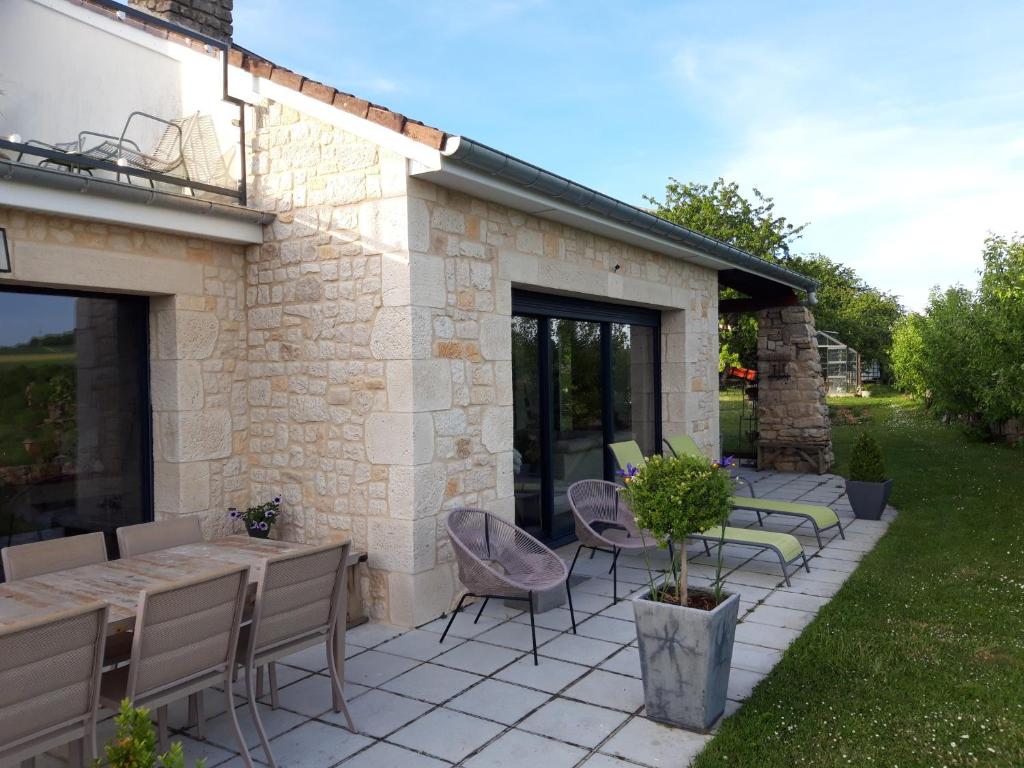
0;228;10;273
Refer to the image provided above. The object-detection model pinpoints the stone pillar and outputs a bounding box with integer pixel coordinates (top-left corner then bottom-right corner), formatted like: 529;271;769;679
755;305;833;473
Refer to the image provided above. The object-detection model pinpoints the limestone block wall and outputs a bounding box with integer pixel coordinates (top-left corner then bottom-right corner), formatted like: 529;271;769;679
0;207;250;537
756;305;834;472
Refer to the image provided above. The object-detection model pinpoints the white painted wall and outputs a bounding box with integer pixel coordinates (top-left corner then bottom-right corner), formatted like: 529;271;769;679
0;0;239;185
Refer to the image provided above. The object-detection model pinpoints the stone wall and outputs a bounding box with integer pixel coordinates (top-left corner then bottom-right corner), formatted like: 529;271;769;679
755;305;833;473
0;207;251;536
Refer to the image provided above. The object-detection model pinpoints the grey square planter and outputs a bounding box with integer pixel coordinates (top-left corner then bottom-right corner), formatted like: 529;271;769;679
846;478;892;520
633;589;740;732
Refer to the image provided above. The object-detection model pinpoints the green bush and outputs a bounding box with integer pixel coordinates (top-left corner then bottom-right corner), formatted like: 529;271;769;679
99;700;202;768
848;432;887;482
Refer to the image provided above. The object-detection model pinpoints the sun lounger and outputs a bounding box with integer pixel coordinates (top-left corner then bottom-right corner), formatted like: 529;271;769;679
607;440;810;584
662;434;845;547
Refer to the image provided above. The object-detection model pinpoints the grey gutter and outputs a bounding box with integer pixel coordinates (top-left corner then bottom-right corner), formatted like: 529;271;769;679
0;160;275;226
442;136;818;294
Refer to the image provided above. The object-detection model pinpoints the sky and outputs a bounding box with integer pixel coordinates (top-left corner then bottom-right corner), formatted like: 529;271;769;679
234;0;1024;312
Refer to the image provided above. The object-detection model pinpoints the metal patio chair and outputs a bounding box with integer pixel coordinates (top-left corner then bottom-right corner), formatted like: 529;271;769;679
440;508;575;664
0;602;108;768
566;479;667;602
116;517;203;559
99;565;252;765
238;541;355;768
77;111;199;187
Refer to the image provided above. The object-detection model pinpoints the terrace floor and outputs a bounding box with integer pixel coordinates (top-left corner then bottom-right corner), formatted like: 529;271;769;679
95;470;894;768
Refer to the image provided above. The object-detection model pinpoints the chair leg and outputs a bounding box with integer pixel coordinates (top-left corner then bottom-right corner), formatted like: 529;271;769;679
775;550;792;587
326;631;355;731
568;545;584;580
813;526;823;549
611;548;620;602
473;597;489;624
85;722;98;763
256;665;265;699
245;663;276;768
802;553;811;573
68;738;83;768
156;706;169;754
565;579;577;634
194;691;206;741
20;759;34;768
837;518;846;539
225;674;255;768
268;662;280;710
527;591;538;665
703;539;712;557
440;592;471;643
755;510;764;527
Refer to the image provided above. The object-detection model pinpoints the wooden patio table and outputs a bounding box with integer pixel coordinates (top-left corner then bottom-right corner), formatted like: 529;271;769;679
0;534;353;710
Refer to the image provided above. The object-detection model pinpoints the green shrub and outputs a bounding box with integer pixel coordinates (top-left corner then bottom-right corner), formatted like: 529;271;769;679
849;432;887;482
99;700;202;768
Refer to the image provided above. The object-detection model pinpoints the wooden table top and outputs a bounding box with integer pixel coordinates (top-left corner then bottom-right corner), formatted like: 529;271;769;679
0;535;329;633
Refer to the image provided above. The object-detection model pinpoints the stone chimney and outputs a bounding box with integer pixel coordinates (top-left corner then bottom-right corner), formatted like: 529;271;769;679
128;0;232;42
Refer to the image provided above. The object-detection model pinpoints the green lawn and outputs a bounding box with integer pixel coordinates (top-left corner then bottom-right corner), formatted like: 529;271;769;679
696;390;1024;768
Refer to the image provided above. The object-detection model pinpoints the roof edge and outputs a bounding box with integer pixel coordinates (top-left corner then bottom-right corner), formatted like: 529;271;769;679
442;136;818;294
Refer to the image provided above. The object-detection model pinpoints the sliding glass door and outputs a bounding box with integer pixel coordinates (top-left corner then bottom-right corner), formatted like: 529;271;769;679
511;291;660;544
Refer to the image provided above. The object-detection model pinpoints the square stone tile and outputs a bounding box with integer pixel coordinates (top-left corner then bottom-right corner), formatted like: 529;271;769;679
476;621;559;653
446;678;551;725
273;673;339;717
329;689;433;738
433;641;522;676
563;670;644;712
381;663;482;704
539;633;621;666
339;742;448;768
598;647;641;679
388;708;504;763
347;623;404;649
175;735;236;767
267;721;372;768
570;592;615;614
763;590;830;613
724;569;784;589
419;611;504;640
797;568;849;585
167;687;242;728
493;656;589;694
510;607;578;632
730;642;782;675
734;622;801;651
200;701;307;752
256;663;313;697
727;667;765;701
780;579;841;598
575;615;637;645
744;604;815;631
574;577;623;598
597;600;636;622
519;698;628;749
279;645;330;672
581;754;641;768
464;729;586;768
600;716;711;766
344;651;420;688
374;629;464;661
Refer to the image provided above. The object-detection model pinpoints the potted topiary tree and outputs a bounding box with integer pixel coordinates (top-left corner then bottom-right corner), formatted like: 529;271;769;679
845;432;891;520
621;453;738;732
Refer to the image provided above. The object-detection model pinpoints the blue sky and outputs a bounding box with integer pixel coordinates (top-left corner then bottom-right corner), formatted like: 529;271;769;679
232;1;1024;312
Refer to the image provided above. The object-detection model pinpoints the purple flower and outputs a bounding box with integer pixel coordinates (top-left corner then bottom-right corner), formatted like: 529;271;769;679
616;463;640;482
719;456;736;469
273;496;282;505
258;521;269;531
249;521;260;530
228;507;239;518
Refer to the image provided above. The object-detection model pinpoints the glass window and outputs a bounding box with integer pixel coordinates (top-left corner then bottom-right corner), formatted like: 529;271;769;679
0;289;151;576
611;323;657;456
512;316;543;538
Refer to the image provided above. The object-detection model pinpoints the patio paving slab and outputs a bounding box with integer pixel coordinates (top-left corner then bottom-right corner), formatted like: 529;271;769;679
475;620;559;652
493;655;590;693
197;701;307;752
730;642;783;675
519;698;630;749
373;628;464;661
268;721;373;768
387;708;504;763
599;717;711;767
344;651;420;688
433;640;523;676
734;621;802;651
463;729;587;768
763;590;832;612
563;669;645;713
575;615;637;644
446;678;551;725
726;667;766;701
380;663;482;704
598;646;642;679
744;604;817;631
339;742;448;768
336;689;433;738
539;633;622;666
347;623;403;649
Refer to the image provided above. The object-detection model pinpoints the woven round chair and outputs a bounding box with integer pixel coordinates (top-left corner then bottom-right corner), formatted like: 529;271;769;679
441;508;575;663
566;479;671;602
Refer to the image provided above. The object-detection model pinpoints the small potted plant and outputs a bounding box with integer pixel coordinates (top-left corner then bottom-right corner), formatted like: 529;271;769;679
622;453;738;732
101;699;199;768
229;495;281;539
845;433;891;520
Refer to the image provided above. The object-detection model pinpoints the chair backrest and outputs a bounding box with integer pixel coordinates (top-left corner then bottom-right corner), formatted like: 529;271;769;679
126;565;248;700
117;517;203;559
2;533;107;581
0;603;108;757
608;440;646;474
664;434;702;460
566;479;624;527
248;542;350;660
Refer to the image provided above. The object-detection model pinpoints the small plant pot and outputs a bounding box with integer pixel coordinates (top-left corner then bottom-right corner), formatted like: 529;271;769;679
633;589;740;732
247;527;271;539
845;479;892;520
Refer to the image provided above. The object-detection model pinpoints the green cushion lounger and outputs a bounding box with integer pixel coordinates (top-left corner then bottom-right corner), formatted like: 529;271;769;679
662;434;846;548
607;440;810;586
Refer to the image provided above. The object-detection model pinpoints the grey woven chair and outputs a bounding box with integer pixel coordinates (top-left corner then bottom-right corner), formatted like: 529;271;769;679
239;542;354;768
0;602;108;768
441;508;575;664
100;565;251;765
77;112;198;187
566;479;670;602
1;533;132;665
116;517;203;559
2;532;107;581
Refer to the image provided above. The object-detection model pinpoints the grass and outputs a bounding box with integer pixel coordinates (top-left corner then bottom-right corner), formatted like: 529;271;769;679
695;389;1024;768
720;387;753;456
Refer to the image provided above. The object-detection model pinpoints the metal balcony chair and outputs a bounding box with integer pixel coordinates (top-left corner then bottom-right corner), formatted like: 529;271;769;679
238;542;355;768
0;603;108;768
99;565;252;765
116;517;203;559
77;111;198;187
566;479;667;602
440;508;576;664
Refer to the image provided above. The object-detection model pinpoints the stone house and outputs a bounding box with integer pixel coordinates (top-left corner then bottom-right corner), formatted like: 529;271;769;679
0;0;823;626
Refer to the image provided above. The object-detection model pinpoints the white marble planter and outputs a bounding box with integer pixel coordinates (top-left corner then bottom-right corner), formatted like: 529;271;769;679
633;589;740;732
